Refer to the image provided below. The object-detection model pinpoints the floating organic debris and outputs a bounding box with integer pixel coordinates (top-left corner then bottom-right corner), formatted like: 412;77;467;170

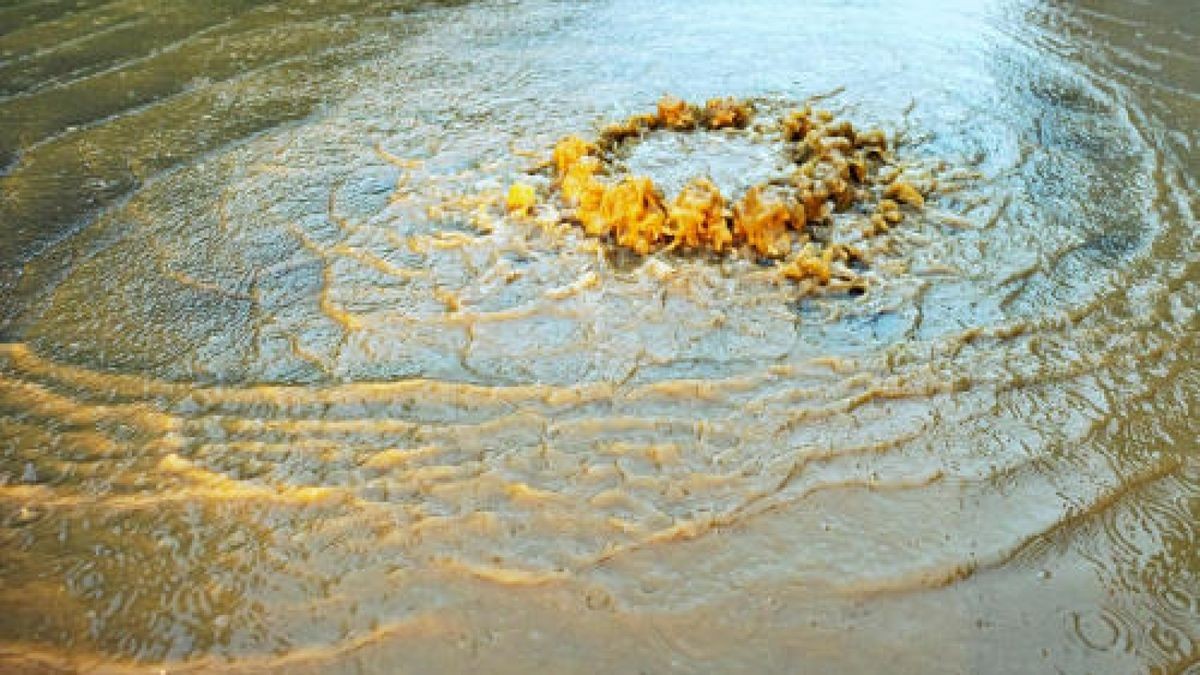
517;96;938;292
703;97;752;130
506;182;537;214
780;242;834;284
666;178;732;252
884;180;926;208
657;96;698;130
602;177;668;255
732;185;796;257
552;135;596;175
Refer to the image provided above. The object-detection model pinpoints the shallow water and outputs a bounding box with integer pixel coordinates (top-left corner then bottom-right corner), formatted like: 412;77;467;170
1;0;1198;672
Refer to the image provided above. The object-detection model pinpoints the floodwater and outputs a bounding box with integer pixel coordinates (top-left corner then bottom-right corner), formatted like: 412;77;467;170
0;0;1197;672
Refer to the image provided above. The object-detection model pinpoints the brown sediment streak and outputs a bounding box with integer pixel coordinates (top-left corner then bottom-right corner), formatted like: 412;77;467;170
0;377;179;434
544;270;601;299
373;144;424;170
287;333;334;375
825;456;1193;601
415;411;550;443
741;381;857;413
0;329;1156;453
0;342;187;400
408;507;502;533
319;265;365;331
0;418;140;457
743;459;950;523
327;243;429;281
0;482;346;511
400;461;486;490
846;377;962;408
961;283;1167;349
0;344;732;430
360;445;443;469
0;613;456;674
179;373;615;412
771;381;949;430
981;455;1189;573
284;222;364;331
621;375;768;402
188;439;435;461
0;343;604;411
865;324;1173;408
766;423;931;469
432;558;571;586
593;440;685;462
0;341;1004;419
0;484;59;504
814;559;982;598
548;413;704;433
584;470;949;569
502;479;576;505
427;231;482;249
418;301;563;326
186;416;421;440
162;267;254;301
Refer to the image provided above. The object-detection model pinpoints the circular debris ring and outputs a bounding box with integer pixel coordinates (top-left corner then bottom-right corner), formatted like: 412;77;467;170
511;96;931;287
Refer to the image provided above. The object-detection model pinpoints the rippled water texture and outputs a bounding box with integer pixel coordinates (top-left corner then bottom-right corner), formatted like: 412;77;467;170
1;0;1198;672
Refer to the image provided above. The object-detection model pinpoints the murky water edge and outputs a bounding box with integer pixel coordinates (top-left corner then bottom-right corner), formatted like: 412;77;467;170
1;0;1197;672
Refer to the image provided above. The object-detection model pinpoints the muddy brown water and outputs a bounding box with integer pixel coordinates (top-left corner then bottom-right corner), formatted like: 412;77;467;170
0;0;1198;672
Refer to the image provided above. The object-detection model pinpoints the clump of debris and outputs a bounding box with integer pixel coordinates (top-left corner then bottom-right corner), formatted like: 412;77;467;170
508;96;934;291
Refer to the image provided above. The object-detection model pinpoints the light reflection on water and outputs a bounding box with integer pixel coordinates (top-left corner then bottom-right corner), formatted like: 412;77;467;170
0;0;1197;672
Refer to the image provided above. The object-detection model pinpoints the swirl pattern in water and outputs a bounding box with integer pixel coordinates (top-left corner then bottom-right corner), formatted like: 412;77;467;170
0;0;1197;672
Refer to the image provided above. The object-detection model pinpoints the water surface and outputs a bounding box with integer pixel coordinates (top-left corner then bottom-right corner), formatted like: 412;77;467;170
1;0;1198;672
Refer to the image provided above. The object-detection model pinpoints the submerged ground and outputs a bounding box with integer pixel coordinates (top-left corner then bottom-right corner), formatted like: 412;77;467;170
0;0;1198;672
